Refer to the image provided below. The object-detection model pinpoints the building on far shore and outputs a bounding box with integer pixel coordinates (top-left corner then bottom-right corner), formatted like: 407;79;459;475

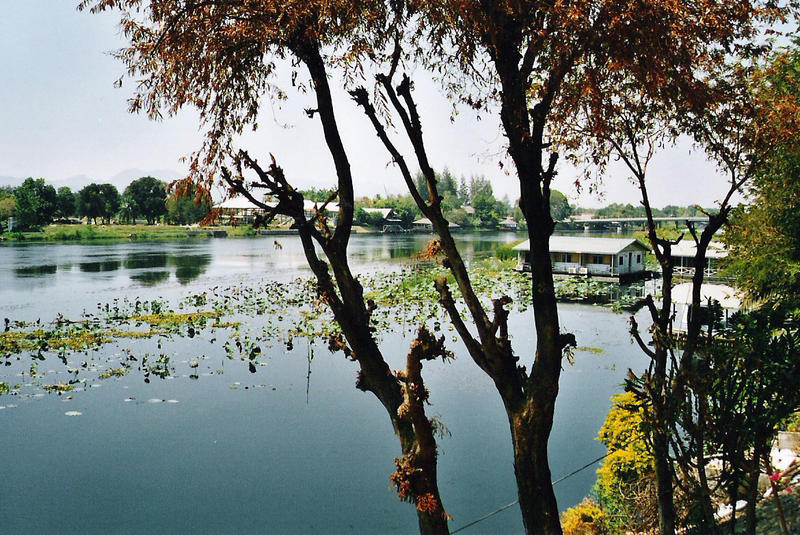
513;236;651;281
412;218;461;232
214;196;267;225
499;217;518;230
214;196;338;226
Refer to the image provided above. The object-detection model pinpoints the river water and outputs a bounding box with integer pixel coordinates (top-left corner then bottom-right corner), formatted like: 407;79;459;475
0;232;649;534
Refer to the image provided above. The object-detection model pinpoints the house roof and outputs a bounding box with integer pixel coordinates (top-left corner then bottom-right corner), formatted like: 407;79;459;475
216;196;340;214
672;282;740;309
214;196;272;210
362;207;393;218
413;217;459;228
512;236;650;255
303;200;339;213
669;240;728;259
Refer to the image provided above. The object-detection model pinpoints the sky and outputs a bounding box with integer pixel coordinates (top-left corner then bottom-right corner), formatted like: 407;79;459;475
1;2;736;208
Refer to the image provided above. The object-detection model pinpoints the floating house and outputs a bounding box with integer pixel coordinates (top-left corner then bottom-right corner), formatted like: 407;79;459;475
499;217;518;230
669;241;727;278
412;218;460;231
513;236;650;279
672;282;741;334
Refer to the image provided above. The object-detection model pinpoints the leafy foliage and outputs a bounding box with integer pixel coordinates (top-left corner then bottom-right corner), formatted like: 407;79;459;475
594;392;658;534
55;186;76;219
165;183;211;225
724;43;800;305
0;187;17;229
561;498;609;535
78;183;121;224
125;176;167;224
13;178;57;230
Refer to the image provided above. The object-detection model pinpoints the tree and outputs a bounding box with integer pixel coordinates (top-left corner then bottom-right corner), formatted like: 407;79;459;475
117;195;136;224
78;183;120;225
77;183;104;224
299;186;337;203
55;186;76;219
125;176;167;224
549;190;572;222
166;182;211;225
359;3;778;533
561;29;799;535
79;2;452;533
724;44;800;306
13;177;57;230
99;184;121;224
0;187;17;231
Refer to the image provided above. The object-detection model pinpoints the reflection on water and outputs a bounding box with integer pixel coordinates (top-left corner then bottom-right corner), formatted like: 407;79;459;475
125;252;169;270
130;270;171;286
1;232;525;319
11;250;212;286
79;260;122;273
13;264;58;277
172;254;212;284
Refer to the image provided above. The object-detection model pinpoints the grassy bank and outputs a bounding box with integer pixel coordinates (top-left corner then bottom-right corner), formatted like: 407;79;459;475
0;223;283;243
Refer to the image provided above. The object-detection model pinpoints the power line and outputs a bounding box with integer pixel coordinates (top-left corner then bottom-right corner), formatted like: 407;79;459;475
450;452;610;534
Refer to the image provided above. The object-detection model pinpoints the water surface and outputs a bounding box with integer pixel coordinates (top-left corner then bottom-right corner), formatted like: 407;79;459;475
0;233;649;533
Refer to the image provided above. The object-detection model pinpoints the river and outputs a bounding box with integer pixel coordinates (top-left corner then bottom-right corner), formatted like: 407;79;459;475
0;232;649;534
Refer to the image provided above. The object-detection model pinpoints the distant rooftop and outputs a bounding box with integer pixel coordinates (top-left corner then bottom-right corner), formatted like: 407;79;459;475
670;240;728;259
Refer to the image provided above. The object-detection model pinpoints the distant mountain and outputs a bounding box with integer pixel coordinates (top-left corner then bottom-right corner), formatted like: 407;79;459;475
109;168;187;189
0;169;185;191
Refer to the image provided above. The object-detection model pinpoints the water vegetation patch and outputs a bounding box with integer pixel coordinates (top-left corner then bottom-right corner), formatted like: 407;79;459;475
43;381;75;393
0;258;638;403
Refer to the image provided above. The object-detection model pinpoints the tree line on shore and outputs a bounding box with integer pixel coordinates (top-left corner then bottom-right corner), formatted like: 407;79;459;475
1;171;710;234
0;176;211;232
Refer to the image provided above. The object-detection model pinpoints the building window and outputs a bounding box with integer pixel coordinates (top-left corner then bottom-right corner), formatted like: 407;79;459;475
619;256;624;266
636;254;642;264
561;253;572;263
592;254;604;264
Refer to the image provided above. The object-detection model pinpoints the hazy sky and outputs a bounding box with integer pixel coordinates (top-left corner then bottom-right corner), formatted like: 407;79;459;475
1;2;736;208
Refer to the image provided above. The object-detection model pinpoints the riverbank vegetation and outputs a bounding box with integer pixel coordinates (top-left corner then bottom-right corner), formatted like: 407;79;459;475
558;39;800;535
0;175;212;235
2;222;260;242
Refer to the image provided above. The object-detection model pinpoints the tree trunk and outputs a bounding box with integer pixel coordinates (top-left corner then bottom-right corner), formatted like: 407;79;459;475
745;441;765;535
288;42;451;530
653;431;678;535
509;401;561;535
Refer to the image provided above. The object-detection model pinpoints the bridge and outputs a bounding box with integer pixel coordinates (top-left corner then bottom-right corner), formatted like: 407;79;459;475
559;216;710;233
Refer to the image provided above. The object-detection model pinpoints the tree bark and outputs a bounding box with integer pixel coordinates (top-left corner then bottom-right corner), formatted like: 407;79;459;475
294;41;449;535
653;426;678;535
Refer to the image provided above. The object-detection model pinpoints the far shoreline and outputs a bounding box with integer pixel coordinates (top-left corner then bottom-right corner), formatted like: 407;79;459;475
0;223;517;245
